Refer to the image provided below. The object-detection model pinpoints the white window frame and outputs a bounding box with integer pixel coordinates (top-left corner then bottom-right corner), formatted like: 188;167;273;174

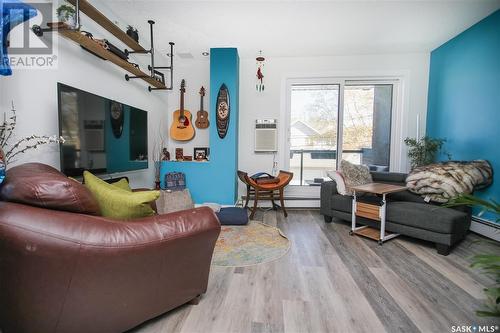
281;72;407;197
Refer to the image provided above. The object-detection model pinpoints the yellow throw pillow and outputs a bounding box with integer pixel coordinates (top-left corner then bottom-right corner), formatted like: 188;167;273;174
112;178;132;192
83;171;159;219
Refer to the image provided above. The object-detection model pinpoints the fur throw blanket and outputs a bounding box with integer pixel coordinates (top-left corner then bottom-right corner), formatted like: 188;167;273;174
406;160;493;203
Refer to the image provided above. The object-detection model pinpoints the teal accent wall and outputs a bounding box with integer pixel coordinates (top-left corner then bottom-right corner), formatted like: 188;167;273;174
426;10;500;222
160;48;240;204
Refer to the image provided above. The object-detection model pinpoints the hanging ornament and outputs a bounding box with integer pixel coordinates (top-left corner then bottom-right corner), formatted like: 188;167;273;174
256;50;265;92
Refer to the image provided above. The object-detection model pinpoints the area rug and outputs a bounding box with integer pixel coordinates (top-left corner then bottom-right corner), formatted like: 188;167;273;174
212;221;290;267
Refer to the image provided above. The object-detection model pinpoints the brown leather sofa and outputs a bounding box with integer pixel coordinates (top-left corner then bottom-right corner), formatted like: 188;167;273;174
0;163;221;333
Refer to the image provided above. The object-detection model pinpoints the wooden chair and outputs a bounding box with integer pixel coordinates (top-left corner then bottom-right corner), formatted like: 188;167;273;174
237;170;293;219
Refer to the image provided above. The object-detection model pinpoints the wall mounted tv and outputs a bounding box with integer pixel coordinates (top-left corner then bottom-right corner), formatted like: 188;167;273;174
58;83;148;177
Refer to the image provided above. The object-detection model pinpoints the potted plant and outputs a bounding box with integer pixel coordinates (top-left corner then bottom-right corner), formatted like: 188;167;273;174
56;3;76;27
126;25;139;42
404;136;449;169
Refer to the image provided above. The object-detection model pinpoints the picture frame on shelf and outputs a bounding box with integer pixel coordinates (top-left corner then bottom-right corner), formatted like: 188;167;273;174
194;147;209;161
175;148;183;161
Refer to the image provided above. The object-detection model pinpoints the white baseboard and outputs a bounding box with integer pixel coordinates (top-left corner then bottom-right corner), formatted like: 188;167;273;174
236;199;500;242
245;199;320;208
470;217;500;241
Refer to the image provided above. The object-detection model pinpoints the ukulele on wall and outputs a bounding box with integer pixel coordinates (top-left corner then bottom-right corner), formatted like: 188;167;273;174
195;86;209;129
170;79;195;141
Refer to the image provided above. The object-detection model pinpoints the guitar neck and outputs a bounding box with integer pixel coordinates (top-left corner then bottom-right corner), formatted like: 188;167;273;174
200;94;204;111
180;91;185;117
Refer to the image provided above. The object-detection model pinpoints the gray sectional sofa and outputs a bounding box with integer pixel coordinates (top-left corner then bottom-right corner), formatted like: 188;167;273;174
320;172;471;255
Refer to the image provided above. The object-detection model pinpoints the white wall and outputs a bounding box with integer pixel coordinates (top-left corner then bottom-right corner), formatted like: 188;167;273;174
239;53;429;197
0;11;170;189
168;52;430;200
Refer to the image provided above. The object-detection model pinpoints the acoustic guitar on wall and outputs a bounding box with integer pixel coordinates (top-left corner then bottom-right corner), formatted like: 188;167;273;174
195;86;209;129
170;79;195;141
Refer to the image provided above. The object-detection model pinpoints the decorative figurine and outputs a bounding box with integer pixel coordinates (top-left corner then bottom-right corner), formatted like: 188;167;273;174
161;147;170;161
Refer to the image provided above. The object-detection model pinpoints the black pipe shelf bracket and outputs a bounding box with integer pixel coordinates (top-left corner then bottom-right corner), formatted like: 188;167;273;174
124;20;175;92
30;0;174;92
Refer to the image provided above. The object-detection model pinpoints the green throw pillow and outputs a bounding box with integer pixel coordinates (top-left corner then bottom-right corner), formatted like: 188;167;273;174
112;178;132;192
83;171;159;219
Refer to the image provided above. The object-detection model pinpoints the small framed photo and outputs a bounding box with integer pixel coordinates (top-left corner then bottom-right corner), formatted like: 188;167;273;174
194;147;209;161
175;148;183;161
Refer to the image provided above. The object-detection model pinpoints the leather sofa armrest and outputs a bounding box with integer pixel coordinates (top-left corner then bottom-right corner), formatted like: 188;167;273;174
0;203;220;247
132;206;221;242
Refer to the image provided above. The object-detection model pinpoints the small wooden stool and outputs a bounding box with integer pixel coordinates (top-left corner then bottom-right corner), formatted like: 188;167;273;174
237;170;293;219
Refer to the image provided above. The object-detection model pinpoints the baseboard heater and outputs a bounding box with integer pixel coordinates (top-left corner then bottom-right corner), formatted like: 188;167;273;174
470;216;499;242
472;216;500;228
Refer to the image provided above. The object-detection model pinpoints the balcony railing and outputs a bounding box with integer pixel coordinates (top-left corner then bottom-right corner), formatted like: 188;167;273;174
290;149;364;185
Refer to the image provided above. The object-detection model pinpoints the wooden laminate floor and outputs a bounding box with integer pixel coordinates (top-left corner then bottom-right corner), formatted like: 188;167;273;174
131;209;500;333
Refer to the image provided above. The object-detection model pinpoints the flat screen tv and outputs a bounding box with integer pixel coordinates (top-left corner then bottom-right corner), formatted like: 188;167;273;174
58;83;148;177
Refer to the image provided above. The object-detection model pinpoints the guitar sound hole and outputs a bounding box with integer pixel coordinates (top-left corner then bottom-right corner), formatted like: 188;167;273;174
179;116;186;123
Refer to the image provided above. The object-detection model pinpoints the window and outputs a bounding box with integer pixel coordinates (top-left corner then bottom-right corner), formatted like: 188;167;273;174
287;79;397;186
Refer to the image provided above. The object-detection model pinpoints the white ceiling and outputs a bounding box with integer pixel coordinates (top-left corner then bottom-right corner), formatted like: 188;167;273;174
101;0;500;59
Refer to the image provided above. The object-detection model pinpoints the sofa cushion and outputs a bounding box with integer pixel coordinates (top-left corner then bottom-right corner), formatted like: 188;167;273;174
112;178;132;192
340;160;373;195
370;171;407;185
387;190;426;204
326;170;347;195
386;201;468;234
83;171;159;219
0;163;100;215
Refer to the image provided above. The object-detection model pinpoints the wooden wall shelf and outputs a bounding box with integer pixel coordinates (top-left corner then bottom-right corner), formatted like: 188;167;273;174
67;0;146;52
52;25;165;89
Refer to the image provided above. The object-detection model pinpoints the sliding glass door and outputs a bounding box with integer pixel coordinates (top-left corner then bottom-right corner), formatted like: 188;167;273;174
287;79;396;187
342;84;393;171
289;84;340;185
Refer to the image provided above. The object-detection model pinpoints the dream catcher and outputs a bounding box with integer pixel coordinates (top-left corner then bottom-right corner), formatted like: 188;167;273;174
255;51;265;92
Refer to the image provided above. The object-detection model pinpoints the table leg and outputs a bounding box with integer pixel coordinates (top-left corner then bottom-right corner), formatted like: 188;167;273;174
379;193;387;245
350;191;357;236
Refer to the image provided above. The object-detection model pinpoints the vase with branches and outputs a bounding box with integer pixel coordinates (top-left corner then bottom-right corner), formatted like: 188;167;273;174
445;194;500;317
152;122;168;189
0;101;65;184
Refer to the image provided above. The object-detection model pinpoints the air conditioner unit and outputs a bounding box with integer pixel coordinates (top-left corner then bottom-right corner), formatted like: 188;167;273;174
255;119;278;152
